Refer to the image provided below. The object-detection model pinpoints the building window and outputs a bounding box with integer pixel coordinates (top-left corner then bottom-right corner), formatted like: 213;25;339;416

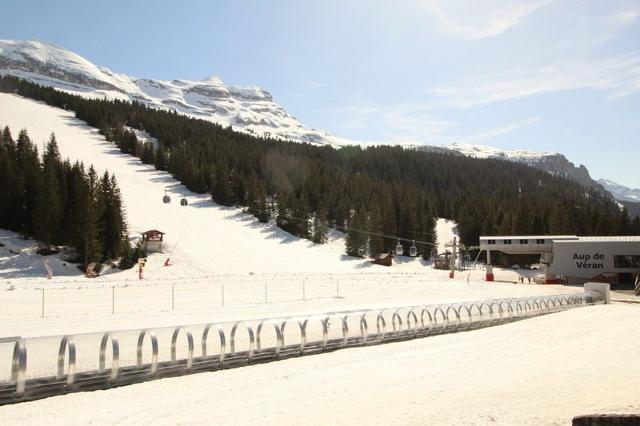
503;239;512;244
487;239;496;245
614;255;640;269
536;239;545;244
519;239;528;244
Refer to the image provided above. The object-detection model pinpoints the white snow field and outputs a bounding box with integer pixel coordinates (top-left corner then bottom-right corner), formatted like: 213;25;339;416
0;92;637;425
0;304;638;425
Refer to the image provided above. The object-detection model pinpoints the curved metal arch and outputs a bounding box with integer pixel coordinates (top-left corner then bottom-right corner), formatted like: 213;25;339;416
99;332;119;383
514;300;525;317
293;315;329;352
432;306;447;330
320;317;330;350
325;314;349;348
57;335;76;386
406;310;419;336
458;305;474;328
376;312;387;343
444;305;461;329
359;314;369;345
391;311;403;337
171;326;194;371
202;324;226;367
539;298;549;310
230;321;256;361
256;320;284;357
489;301;502;323
136;329;159;377
499;301;513;321
531;299;541;312
476;302;494;324
420;307;434;332
467;303;484;326
280;317;308;354
338;314;350;347
11;338;27;397
523;299;533;315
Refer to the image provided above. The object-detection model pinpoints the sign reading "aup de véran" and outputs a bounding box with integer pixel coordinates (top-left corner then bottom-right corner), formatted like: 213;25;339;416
574;252;605;269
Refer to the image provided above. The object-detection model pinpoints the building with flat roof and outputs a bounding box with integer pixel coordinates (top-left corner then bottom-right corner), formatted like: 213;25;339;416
479;235;640;287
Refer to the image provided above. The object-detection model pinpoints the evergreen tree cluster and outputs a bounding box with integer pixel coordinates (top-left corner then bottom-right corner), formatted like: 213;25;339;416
0;125;137;271
2;75;638;262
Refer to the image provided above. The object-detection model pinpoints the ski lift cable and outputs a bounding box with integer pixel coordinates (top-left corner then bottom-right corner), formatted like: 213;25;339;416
333;224;436;247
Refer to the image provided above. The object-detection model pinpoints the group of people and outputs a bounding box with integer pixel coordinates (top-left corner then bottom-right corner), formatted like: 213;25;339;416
517;275;532;284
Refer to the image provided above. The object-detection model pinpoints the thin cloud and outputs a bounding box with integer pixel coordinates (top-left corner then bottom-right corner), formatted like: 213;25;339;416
422;0;554;40
457;117;540;145
338;102;452;143
430;53;640;108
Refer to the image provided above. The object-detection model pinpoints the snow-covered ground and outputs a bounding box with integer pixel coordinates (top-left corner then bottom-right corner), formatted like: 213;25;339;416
1;92;637;425
1;303;638;425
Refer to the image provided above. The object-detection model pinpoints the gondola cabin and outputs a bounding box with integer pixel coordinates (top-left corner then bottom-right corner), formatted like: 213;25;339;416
142;230;165;253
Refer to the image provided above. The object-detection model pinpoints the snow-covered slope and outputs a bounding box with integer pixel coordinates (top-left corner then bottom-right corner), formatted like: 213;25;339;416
442;143;556;162
0;40;347;147
598;179;640;203
0;92;411;279
419;142;602;190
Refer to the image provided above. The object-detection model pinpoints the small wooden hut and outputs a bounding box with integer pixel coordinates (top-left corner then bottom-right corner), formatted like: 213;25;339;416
372;253;393;267
142;230;165;253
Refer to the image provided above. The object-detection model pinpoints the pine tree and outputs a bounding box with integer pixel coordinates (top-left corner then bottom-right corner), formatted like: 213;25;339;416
367;198;385;255
33;134;63;247
345;207;368;257
99;172;127;260
312;209;329;244
15;130;40;235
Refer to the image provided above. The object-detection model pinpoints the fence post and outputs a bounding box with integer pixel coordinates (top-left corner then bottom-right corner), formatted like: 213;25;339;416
336;279;340;299
172;283;175;311
111;285;115;315
264;282;268;304
221;282;225;307
41;288;45;318
303;279;306;302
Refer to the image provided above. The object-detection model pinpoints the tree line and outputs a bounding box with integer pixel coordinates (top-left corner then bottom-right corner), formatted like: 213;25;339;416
0;125;140;271
2;76;638;266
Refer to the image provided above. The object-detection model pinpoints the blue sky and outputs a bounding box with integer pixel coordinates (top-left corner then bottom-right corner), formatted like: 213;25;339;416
2;0;640;187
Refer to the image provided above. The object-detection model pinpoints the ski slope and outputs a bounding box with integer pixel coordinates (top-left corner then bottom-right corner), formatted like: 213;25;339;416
0;92;436;280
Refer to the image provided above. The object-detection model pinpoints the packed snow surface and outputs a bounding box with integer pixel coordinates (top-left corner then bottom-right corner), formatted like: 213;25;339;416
1;304;638;425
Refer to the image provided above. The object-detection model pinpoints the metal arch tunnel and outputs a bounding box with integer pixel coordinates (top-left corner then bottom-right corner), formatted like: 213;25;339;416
0;290;603;405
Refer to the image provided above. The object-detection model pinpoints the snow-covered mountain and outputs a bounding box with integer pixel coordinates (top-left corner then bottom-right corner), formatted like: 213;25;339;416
418;143;601;190
598;179;640;203
0;39;630;203
0;39;348;147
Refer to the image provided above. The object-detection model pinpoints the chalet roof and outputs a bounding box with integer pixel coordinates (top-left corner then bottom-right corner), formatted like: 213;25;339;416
374;253;391;259
143;229;165;235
